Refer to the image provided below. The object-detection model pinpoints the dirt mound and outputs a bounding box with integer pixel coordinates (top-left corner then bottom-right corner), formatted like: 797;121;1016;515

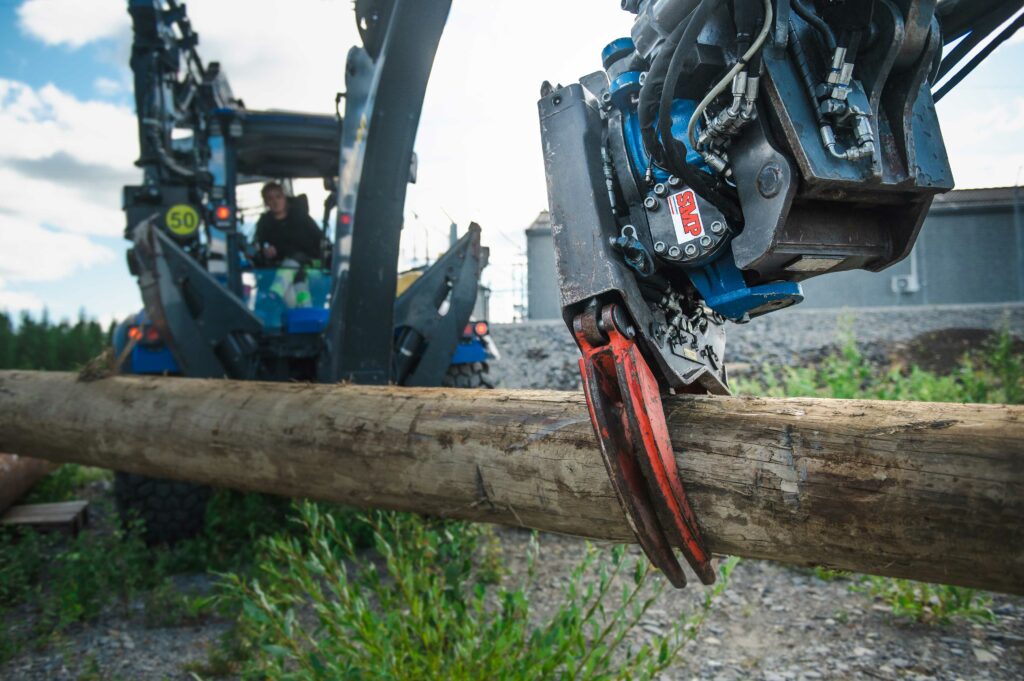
895;328;1024;375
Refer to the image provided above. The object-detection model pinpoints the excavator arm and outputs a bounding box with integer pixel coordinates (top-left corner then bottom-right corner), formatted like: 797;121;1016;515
541;0;1023;585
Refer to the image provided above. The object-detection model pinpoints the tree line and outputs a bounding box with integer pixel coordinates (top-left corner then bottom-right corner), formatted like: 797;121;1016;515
0;311;112;371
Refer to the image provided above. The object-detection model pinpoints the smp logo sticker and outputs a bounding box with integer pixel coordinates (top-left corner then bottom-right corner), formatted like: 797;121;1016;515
668;189;703;245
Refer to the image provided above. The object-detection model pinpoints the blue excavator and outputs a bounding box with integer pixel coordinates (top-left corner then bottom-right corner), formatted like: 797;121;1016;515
114;0;494;542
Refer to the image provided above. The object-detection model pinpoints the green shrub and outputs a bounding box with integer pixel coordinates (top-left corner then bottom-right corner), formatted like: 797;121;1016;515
217;503;737;680
24;464;111;504
857;577;994;625
0;519;158;657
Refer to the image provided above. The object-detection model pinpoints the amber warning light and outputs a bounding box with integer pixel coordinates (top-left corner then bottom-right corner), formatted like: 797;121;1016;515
215;205;231;221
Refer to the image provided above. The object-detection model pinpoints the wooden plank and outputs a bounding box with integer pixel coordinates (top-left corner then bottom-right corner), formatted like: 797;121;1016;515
1;500;89;534
0;370;1020;593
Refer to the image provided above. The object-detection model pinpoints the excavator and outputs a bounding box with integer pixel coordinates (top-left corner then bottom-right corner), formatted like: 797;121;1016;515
117;0;1021;583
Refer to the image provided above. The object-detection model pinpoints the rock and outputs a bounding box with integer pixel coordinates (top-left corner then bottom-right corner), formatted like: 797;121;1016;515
973;648;998;663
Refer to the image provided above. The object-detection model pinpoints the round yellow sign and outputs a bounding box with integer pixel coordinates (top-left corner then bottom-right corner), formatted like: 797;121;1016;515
165;204;200;237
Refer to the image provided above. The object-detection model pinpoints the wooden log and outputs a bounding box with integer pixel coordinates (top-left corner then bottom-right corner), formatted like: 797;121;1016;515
0;370;1020;594
0;453;56;513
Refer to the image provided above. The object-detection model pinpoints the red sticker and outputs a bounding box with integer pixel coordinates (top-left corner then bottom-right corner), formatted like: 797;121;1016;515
668;189;703;244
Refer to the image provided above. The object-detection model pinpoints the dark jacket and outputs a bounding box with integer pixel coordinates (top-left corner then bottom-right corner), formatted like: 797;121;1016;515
254;210;323;263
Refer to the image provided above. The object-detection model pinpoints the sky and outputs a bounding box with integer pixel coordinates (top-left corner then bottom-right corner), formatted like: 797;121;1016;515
0;0;1022;325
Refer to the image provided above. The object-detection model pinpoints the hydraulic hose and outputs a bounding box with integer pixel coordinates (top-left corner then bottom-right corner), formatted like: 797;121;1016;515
686;0;773;150
791;0;837;52
657;0;743;222
638;15;695;167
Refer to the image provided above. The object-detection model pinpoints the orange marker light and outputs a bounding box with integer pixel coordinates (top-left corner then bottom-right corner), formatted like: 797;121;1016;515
128;326;143;341
215;205;231;221
474;321;489;337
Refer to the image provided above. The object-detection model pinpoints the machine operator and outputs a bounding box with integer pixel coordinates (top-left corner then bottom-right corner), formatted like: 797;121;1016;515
253;182;323;308
254;182;323;265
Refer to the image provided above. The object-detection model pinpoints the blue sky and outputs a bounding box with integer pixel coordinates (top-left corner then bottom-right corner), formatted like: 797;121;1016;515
0;0;1022;325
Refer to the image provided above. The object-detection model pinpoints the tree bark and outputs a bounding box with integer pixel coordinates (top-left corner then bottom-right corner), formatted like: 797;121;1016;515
0;454;55;512
0;370;1020;594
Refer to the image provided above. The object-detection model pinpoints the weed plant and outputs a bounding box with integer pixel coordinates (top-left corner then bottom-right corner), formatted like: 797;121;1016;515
215;504;737;680
733;325;1023;405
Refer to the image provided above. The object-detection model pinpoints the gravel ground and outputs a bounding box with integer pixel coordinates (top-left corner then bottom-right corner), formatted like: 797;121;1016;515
497;531;1024;681
3;303;1022;680
488;303;1024;390
7;532;1020;680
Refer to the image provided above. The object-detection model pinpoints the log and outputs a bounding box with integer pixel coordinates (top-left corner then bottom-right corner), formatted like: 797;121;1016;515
0;453;56;513
0;370;1021;594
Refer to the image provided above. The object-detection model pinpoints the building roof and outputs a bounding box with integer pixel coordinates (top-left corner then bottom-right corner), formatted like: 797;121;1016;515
525;210;551;236
931;186;1023;213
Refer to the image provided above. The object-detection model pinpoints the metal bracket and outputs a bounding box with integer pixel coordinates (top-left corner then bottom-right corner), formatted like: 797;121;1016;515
573;303;714;588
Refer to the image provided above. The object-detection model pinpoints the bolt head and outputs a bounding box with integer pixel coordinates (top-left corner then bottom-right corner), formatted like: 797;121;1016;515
654;241;666;253
710;220;725;234
699;236;712;247
757;163;784;198
684;243;698;256
653;183;667;197
667;175;682;187
668;245;681;258
643;196;658;210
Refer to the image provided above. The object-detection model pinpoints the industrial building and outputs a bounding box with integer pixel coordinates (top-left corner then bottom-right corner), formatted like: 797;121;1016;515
525;187;1024;319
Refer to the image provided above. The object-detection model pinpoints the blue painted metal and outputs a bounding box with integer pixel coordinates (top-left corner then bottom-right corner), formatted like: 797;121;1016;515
609;70;642;111
601;37;635;67
618;97;704;185
113;311;182;375
450;337;489;365
686;251;803;321
130;346;180;374
286;308;330;334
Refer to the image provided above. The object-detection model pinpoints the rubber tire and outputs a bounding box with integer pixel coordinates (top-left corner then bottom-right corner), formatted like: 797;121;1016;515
442;361;494;389
114;472;211;546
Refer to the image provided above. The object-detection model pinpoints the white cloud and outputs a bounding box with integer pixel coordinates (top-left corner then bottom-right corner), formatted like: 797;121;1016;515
0;216;115;283
17;0;127;49
0;79;137;242
0;79;134;310
0;288;45;314
94;76;123;97
0;79;137;168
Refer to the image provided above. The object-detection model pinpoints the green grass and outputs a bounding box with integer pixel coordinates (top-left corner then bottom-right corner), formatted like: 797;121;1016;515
0;484;301;661
733;324;1023;406
0;518;157;657
211;504;738;680
24;464;111;504
855;577;994;625
740;324;1022;624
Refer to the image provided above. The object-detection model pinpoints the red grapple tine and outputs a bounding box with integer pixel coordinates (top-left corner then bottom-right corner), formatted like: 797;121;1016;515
573;303;715;588
579;352;687;588
615;343;716;585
